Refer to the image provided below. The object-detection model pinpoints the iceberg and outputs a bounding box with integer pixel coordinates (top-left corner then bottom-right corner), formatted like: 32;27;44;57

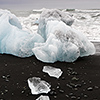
0;9;44;57
43;66;63;78
36;95;50;100
38;9;74;40
27;77;51;95
33;9;95;63
0;9;95;63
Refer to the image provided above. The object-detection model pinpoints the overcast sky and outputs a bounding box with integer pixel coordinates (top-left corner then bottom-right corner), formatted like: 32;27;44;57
0;0;100;10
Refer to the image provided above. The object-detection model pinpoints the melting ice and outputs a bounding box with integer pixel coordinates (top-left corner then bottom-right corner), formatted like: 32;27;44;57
0;9;95;63
36;95;50;100
33;9;95;63
43;66;63;78
27;77;51;95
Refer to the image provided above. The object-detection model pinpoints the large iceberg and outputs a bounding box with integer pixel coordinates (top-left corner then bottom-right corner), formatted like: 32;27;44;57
33;9;95;63
0;9;95;63
0;9;44;57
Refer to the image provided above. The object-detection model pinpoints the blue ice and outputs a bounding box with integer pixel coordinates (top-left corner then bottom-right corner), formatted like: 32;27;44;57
0;9;95;63
0;10;44;57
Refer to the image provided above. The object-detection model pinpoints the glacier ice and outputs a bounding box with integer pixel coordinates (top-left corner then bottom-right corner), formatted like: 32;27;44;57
38;9;74;40
27;77;51;95
33;9;95;63
0;9;95;63
0;9;44;57
36;95;50;100
43;66;63;78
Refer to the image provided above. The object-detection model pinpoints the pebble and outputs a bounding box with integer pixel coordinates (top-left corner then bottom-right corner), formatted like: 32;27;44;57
12;93;14;95
71;71;78;75
65;94;69;98
71;96;76;99
74;88;78;91
87;87;93;91
94;86;99;89
50;91;57;95
5;89;8;92
61;77;65;80
5;64;8;66
69;92;73;96
71;77;79;81
21;91;24;94
84;94;88;98
66;84;72;89
54;96;57;99
77;96;81;100
67;67;73;71
52;88;55;91
56;86;60;89
43;75;46;77
59;89;64;93
21;72;24;75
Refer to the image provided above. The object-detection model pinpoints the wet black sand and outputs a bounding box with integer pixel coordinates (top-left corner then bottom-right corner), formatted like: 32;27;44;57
0;43;100;100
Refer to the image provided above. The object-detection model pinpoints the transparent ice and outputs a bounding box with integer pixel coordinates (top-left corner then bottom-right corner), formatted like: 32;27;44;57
43;66;63;78
36;95;50;100
27;77;51;95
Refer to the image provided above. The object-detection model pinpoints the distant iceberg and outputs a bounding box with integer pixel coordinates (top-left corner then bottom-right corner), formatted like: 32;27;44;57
0;9;95;63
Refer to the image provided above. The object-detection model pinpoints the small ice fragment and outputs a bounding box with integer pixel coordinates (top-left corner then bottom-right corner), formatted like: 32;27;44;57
43;66;63;78
36;95;50;100
27;77;51;95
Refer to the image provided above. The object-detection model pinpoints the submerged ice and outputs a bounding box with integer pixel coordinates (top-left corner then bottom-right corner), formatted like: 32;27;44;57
0;9;95;63
28;77;51;94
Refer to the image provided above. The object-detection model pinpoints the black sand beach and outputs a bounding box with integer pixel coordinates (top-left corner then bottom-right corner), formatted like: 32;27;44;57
0;43;100;100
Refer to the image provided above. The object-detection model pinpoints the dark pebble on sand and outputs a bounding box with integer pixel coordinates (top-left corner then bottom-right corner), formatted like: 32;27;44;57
59;89;64;93
71;71;78;75
71;96;76;99
87;87;93;91
61;77;65;80
50;91;57;95
67;67;73;71
65;94;69;98
69;92;73;96
84;94;88;98
54;96;57;99
77;96;81;100
71;77;79;81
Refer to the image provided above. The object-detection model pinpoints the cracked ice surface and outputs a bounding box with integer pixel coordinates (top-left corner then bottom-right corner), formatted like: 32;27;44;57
27;77;51;95
36;95;50;100
43;66;63;78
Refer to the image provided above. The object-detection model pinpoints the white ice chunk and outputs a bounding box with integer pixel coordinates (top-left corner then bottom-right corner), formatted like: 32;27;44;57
27;77;51;95
0;10;44;57
43;66;63;78
33;19;95;63
36;95;50;100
